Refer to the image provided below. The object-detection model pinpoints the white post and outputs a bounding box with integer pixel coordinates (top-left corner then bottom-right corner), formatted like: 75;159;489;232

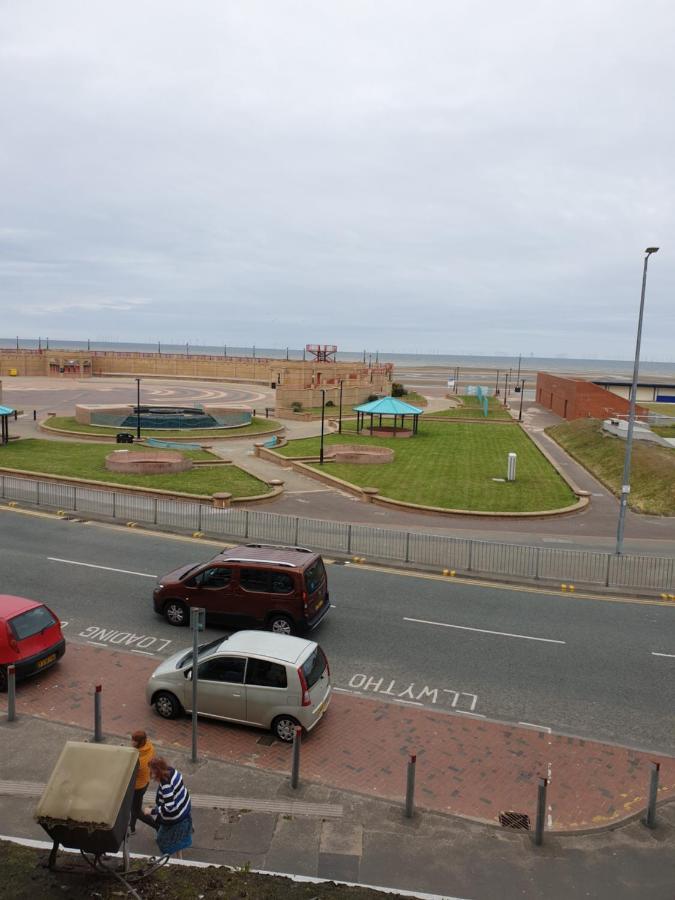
507;452;517;482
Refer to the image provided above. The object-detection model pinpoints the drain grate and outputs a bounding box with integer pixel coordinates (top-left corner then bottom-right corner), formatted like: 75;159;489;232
499;811;531;830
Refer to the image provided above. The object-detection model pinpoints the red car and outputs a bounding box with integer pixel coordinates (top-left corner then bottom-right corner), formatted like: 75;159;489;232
0;595;65;691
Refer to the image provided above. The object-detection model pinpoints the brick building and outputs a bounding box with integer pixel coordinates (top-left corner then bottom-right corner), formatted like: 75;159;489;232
535;372;649;421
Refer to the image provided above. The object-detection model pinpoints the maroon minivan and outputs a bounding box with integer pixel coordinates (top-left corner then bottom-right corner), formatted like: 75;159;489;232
153;544;330;635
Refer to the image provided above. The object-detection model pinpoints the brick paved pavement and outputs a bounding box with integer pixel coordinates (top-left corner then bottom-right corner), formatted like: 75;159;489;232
2;642;672;833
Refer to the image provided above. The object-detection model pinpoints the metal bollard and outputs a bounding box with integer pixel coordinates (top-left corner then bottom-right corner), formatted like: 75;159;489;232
33;410;37;421
94;684;103;742
534;777;548;846
405;753;417;818
642;762;660;829
7;665;16;722
290;726;301;789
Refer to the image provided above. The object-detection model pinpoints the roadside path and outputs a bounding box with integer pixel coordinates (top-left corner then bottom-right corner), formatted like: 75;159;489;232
1;641;672;832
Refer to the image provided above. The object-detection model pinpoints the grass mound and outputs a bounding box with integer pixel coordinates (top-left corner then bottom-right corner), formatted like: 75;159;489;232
547;418;675;515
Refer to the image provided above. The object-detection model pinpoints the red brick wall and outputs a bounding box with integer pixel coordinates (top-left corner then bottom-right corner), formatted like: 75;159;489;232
535;373;648;420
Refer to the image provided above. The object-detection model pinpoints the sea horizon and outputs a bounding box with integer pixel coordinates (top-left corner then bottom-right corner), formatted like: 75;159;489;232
2;336;675;378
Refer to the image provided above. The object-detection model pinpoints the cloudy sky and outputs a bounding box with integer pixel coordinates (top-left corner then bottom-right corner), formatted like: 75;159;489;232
1;1;673;359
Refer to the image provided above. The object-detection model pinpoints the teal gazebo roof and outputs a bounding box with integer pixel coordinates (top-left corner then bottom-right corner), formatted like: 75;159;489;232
353;397;423;415
0;406;15;415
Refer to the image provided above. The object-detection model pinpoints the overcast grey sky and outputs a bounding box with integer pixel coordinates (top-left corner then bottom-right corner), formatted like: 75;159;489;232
1;1;673;358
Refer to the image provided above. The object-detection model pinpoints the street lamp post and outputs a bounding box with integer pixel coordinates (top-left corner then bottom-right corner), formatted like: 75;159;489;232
615;247;659;555
518;378;526;421
319;389;326;465
338;381;344;435
503;372;509;407
495;370;500;397
135;378;141;440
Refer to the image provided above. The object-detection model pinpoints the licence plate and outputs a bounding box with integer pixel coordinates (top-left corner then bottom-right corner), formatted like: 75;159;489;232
37;654;56;669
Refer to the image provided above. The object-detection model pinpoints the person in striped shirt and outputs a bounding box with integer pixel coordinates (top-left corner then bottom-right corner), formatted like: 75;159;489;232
144;756;193;856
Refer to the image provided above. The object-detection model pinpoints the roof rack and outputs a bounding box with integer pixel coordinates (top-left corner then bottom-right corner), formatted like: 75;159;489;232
243;544;313;554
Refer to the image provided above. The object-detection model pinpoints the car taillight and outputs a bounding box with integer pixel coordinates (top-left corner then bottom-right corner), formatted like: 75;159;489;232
298;667;311;706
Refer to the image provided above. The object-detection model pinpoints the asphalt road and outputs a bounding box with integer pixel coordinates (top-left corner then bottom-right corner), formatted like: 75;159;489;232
1;509;673;754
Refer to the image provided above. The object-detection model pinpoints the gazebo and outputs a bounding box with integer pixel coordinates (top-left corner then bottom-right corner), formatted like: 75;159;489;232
354;396;423;437
0;405;14;445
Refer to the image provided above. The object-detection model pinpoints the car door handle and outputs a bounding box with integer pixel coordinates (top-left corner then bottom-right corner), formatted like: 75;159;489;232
231;692;241;697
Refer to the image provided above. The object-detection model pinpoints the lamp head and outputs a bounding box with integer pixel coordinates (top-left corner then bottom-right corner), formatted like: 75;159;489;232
645;247;659;255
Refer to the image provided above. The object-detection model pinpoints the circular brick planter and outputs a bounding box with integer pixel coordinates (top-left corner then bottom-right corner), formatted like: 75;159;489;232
105;450;193;475
325;444;394;464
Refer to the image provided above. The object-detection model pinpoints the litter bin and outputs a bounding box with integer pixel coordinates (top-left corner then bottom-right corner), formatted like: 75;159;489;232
116;432;134;444
9;368;17;376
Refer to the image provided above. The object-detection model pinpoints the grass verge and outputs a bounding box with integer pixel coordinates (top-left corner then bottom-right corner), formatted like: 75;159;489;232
277;421;575;512
0;439;267;498
43;416;279;439
0;838;396;899
547;418;675;515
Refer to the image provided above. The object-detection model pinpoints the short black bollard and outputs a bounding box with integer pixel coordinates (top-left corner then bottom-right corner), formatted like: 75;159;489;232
94;684;103;742
33;410;37;421
405;753;417;818
7;665;16;722
642;762;660;829
534;777;548;846
291;726;301;789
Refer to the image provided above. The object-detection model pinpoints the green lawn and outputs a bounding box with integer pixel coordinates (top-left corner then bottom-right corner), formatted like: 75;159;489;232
547;418;675;515
0;439;268;498
42;416;279;439
276;421;575;512
428;396;513;420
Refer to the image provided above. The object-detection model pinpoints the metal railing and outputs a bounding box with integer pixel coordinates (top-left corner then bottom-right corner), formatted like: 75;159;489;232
1;473;673;593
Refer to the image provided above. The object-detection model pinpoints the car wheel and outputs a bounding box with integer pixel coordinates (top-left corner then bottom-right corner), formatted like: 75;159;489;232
164;600;188;626
154;691;182;719
267;613;294;635
272;715;300;742
0;666;7;693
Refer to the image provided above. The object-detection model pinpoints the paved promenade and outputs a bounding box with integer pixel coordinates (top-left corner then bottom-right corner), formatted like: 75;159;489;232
2;642;672;832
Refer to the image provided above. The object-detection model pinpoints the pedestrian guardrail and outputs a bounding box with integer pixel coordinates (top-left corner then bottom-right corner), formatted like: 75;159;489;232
1;473;673;594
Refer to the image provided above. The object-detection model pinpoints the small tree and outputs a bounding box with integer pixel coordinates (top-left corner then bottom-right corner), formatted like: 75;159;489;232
391;382;407;397
291;401;303;413
325;399;335;407
366;394;379;403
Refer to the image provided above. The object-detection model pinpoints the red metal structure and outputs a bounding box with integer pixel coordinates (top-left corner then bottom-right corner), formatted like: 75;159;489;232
306;344;337;363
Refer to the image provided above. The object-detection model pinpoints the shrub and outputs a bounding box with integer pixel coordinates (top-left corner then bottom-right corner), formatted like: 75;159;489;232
391;382;407;397
325;399;335;407
367;394;379;403
291;401;303;412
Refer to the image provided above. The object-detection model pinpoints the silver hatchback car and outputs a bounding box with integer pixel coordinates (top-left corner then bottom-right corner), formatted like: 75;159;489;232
146;630;331;742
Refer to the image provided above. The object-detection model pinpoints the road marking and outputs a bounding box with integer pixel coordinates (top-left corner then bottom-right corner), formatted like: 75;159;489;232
651;651;675;658
519;721;553;734
348;673;479;712
87;641;108;648
404;617;566;645
48;557;156;578
454;710;486;718
79;625;172;653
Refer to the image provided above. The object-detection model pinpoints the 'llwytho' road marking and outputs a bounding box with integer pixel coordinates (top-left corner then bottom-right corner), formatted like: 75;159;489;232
404;616;566;645
347;673;479;712
48;557;157;578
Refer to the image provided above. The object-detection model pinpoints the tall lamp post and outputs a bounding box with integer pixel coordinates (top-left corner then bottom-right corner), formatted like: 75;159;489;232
319;389;326;465
338;380;344;435
615;247;659;555
503;372;509;407
495;369;500;397
518;378;526;421
135;378;141;440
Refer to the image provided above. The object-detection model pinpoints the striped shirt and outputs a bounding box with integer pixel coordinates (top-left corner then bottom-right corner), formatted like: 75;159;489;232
153;768;191;824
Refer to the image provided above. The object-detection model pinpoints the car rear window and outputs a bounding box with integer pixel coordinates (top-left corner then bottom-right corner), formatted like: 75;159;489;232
9;606;57;641
302;646;327;689
304;558;326;594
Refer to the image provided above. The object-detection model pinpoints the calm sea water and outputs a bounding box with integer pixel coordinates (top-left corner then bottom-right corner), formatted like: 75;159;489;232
2;337;675;378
